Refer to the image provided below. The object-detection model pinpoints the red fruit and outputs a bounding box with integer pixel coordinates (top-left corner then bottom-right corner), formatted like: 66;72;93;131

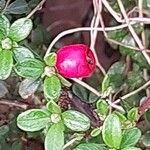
56;44;96;78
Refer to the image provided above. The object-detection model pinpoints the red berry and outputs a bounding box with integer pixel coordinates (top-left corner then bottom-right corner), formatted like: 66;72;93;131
56;44;96;78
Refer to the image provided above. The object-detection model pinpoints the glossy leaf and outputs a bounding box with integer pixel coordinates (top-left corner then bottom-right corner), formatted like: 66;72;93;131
0;15;10;40
44;75;61;100
102;62;125;93
121;147;141;150
127;108;139;122
62;110;90;132
0;0;6;11
44;52;57;67
17;109;50;132
102;114;122;149
90;127;101;137
0;50;13;80
0;81;8;98
9;18;32;42
46;100;61;114
45;123;64;150
14;58;44;78
141;132;150;147
13;46;34;62
96;99;109;116
75;143;106;150
19;78;41;99
120;128;141;149
5;0;29;14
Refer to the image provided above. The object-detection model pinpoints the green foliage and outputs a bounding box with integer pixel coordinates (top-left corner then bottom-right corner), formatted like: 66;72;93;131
19;78;41;99
45;122;64;150
0;50;13;80
14;58;45;78
0;1;149;150
17;109;51;132
9;18;32;42
62;110;90;132
120;128;141;149
102;62;125;94
13;46;34;62
44;75;61;100
75;143;106;150
102;114;122;149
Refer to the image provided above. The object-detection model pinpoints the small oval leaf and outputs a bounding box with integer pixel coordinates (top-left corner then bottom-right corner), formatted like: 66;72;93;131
45;123;64;150
14;58;44;78
75;143;106;150
19;78;41;99
62;110;90;132
13;46;34;62
0;15;10;40
17;109;50;132
120;128;141;149
0;50;13;80
9;18;32;42
102;114;122;149
44;75;61;100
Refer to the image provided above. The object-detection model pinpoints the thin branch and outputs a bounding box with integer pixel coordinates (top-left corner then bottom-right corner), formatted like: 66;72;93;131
0;100;28;109
71;78;101;97
101;0;123;22
44;23;136;58
26;0;46;19
117;0;150;66
90;0;106;75
120;80;150;100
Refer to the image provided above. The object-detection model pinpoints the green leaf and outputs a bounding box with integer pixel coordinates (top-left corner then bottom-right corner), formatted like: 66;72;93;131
0;125;9;137
75;143;106;150
9;18;32;42
120;128;141;149
46;100;61;114
57;74;72;87
0;0;6;11
145;109;150;124
17;109;50;132
0;81;8;98
102;114;122;149
44;75;61;100
62;110;90;132
141;132;150;147
72;83;88;101
90;127;101;137
45;123;64;150
126;71;144;91
127;108;139;122
5;0;29;14
19;78;41;99
0;50;13;80
120;34;149;68
13;46;34;62
143;0;150;8
11;140;22;150
14;58;44;78
102;62;125;93
0;15;10;40
96;99;109;116
44;52;56;67
113;111;127;123
121;147;141;150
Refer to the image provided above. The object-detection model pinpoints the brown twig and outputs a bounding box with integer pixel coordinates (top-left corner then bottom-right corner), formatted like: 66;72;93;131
0;100;28;110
